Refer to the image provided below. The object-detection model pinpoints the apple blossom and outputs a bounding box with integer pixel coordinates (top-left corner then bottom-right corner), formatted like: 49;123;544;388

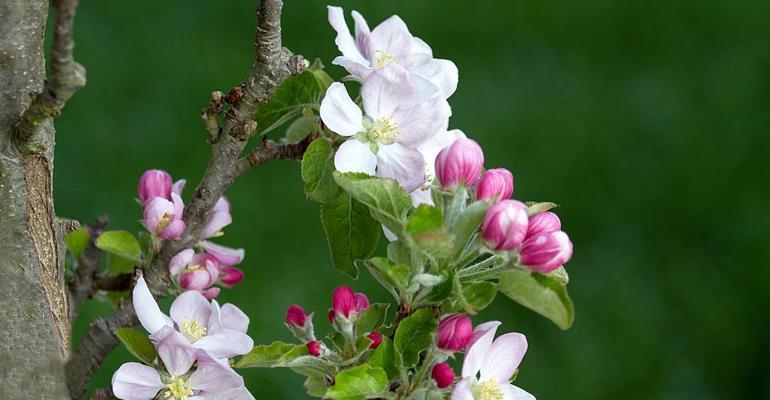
327;6;458;98
202;196;232;239
519;231;573;273
476;168;514;202
437;314;473;352
435;138;485;189
525;211;561;239
111;330;253;400
169;249;220;294
320;63;451;192
480;200;529;251
432;363;456;389
142;193;186;239
133;277;253;359
452;321;535;400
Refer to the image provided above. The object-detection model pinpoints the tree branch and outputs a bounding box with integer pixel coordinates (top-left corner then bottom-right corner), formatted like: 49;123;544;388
68;216;108;321
13;0;85;154
65;1;308;397
235;135;315;176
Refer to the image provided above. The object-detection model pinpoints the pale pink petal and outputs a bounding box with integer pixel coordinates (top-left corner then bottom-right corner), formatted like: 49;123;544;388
172;179;187;197
195;301;253;358
335;139;377;175
462;321;501;378
332;56;374;79
450;378;475;400
195;386;256;400
351;10;371;58
188;351;244;393
376;143;425;192
361;64;415;118
142;197;175;233
157;329;196;376
392;98;451;147
169;290;212;330
320;82;364;136
171;192;185;216
327;6;369;66
111;362;164;400
480;333;528;383
200;241;245;266
158;219;186;240
411;58;459;98
169;248;195;276
220;303;249;333
180;269;215;291
202;287;221;299
203;210;232;239
133;277;172;334
501;383;536;400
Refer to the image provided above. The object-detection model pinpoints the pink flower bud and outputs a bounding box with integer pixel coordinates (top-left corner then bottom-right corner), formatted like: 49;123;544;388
367;331;382;349
481;200;529;250
143;193;186;240
526;211;561;239
307;341;322;357
218;265;244;287
431;363;455;389
520;230;573;273
138;169;173;204
331;286;369;319
475;168;513;202
435;138;484;189
201;287;220;299
285;305;308;328
436;314;473;351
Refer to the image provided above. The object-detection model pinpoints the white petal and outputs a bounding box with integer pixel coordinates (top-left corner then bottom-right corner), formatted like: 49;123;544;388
501;383;537;400
188;352;244;393
412;58;459;98
368;15;415;61
169;290;212;329
480;333;528;384
376;143;425;192
169;248;195;276
332;56;374;79
195;386;256;400
462;321;501;378
361;63;415;118
111;362;163;400
392;98;451;147
409;187;434;207
320;82;364;137
450;378;475;400
194;329;253;359
351;10;371;58
133;277;172;334
334;139;377;175
157;330;196;376
327;6;369;65
220;303;249;333
382;224;397;242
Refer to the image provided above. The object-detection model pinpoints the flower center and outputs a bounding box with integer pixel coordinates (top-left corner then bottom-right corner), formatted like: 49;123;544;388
162;376;193;400
185;264;205;272
373;49;396;68
472;380;504;400
180;319;207;342
368;116;399;145
157;213;173;231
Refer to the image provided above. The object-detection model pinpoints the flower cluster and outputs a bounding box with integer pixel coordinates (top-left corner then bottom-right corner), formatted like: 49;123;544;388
111;277;254;399
138;169;246;298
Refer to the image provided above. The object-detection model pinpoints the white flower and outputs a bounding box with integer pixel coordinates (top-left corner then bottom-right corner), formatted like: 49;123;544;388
328;6;459;99
133;277;253;359
452;321;535;400
320;63;450;192
112;330;253;400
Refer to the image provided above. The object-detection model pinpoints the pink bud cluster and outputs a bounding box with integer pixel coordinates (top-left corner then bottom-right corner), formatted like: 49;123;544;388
433;140;574;273
139;169;246;298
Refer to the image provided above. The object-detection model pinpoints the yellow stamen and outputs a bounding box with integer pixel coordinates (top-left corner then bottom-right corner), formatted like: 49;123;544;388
373;49;396;67
473;380;504;400
157;213;172;231
180;319;207;342
369;116;399;145
162;376;193;400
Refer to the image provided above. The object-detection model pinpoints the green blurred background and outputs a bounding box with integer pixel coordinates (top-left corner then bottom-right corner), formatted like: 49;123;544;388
59;0;770;398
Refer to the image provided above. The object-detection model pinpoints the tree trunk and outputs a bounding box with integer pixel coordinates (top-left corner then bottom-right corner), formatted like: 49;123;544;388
0;0;71;398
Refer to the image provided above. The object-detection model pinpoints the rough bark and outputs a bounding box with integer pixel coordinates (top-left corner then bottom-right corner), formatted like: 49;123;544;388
0;0;75;398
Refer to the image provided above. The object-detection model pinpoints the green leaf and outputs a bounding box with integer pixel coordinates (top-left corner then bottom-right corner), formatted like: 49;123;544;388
498;268;575;330
320;194;381;278
462;282;498;313
405;205;443;236
364;257;410;290
233;342;309;368
411;230;455;259
387;240;411;266
547;266;570;285
449;200;489;258
357;303;389;333
286;112;317;142
95;231;141;274
407;389;444;400
302;138;342;204
305;376;328;398
115;327;156;365
526;201;558;216
326;364;388;400
64;228;90;258
424;270;454;303
333;172;413;235
255;67;333;135
282;355;331;378
367;336;398;379
394;308;436;368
